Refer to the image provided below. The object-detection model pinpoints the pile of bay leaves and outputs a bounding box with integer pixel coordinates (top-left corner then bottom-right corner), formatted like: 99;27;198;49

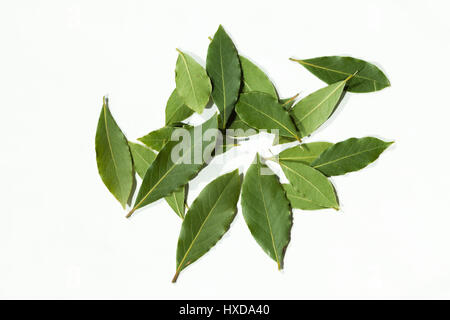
95;25;393;282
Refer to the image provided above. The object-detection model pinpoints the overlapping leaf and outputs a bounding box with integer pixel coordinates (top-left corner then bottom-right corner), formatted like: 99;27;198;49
279;160;339;209
277;142;333;164
173;169;241;282
311;137;393;176
206;25;242;128
290;56;390;93
95;97;134;208
241;155;292;269
282;184;325;210
127;115;218;217
164;186;186;219
128;141;185;219
240;55;277;97
175;50;211;113
128;142;156;178
165;89;194;125
235;92;301;140
291;80;348;137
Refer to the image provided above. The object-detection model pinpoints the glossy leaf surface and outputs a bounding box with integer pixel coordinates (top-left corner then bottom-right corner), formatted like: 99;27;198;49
291;56;390;93
235;92;300;140
173;169;241;282
95;98;133;208
311;137;393;176
128;115;218;217
279;160;339;209
175;50;211;113
241;155;292;269
206;25;241;128
291;81;347;137
165;89;194;125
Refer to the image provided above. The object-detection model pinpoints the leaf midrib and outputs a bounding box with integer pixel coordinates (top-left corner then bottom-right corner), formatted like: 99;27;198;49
297;81;344;122
103;105;124;202
179;52;199;107
297;59;386;84
257;163;280;267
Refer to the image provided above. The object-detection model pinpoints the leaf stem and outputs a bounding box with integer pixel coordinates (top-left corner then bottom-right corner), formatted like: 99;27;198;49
282;93;299;107
172;271;180;283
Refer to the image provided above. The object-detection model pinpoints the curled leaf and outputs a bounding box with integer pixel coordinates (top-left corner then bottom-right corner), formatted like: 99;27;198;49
95;97;134;208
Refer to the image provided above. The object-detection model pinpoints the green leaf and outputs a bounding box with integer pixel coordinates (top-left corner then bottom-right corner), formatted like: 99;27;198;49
277;142;333;164
240;55;277;98
311;137;393;176
241;155;292;269
128;142;156;178
128;141;185;219
279;160;339;209
172;169;241;282
95;97;134;208
165;89;194;125
138;125;191;152
227;114;258;137
206;25;242;129
127;115;218;217
282;184;326;211
290;56;390;93
165;186;186;219
235;92;300;140
175;49;212;113
291;81;347;137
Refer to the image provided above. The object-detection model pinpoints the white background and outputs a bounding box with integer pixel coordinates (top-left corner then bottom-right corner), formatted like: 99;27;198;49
1;0;449;299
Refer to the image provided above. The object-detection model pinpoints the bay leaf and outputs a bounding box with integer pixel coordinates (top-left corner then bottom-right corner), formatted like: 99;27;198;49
279;160;339;209
227;114;258;137
277;142;333;164
206;25;241;129
241;155;292;269
138;125;191;152
172;169;241;282
175;49;211;113
165;186;186;219
165;89;194;125
235;92;301;141
127;115;218;217
290;56;390;93
311;137;393;176
128;141;156;178
240;55;277;98
128;141;185;218
291;80;348;137
272;135;296;146
95;97;133;208
282;184;326;211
